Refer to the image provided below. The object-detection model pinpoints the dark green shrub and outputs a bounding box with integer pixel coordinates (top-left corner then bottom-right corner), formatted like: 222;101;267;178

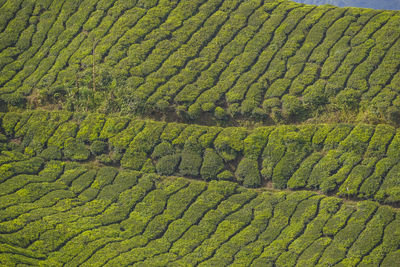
198;127;221;149
243;128;272;159
63;138;90;161
214;127;248;162
156;154;181;176
281;95;305;121
141;158;156;173
312;125;334;150
334;88;361;111
235;158;261;188
187;103;201;120
120;150;148;170
217;170;235;181
303;80;328;110
39;146;62;161
2;112;21;136
307;150;341;189
200;148;224;181
386;106;400;125
90;140;108;155
214;106;228;120
172;125;205;150
179;152;202;177
262;98;281;113
183;136;203;154
97;154;113;165
151;142;173;160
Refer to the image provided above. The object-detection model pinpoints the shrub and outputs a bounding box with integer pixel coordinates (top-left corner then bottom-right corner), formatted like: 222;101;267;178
161;123;186;142
334;89;361;111
235;158;261;188
183;136;203;154
243;128;272;159
281;95;305;121
303;80;328;110
2;112;21;136
39;146;62;161
97;154;113;165
338;124;375;154
90;140;108;155
214;127;248;162
156;154;181;176
187;103;201;120
262;97;281;112
99;117;130;139
120;150;148;170
63;138;90;161
214;106;228;120
151;142;173;160
217;170;235;181
200;149;224;181
76;114;106;142
201;102;215;112
179;152;202;177
141;158;156;173
386;106;400;125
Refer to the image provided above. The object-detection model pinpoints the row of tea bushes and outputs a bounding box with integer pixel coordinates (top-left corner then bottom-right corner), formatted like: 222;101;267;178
0;0;399;125
0;161;399;266
1;111;400;204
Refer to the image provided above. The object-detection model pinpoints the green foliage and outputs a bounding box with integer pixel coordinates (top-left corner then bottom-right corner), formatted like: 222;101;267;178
63;138;90;161
179;152;202;177
217;170;235;181
334;89;362;111
90;140;108;155
151;142;173;160
214;106;228;120
39;146;62;161
214;127;248;161
281;95;305;121
200;148;224;181
156;154;181;176
236;158;261;188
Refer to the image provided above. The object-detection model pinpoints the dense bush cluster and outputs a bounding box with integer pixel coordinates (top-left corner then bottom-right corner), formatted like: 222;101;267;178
0;160;399;266
1;111;400;205
0;0;399;125
1;0;400;265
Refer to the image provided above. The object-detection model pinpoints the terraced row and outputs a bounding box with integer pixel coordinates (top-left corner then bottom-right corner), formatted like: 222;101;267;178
2;110;400;205
1;159;400;266
0;0;399;124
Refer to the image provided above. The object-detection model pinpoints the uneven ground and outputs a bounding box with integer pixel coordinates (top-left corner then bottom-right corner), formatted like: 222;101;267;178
1;0;400;266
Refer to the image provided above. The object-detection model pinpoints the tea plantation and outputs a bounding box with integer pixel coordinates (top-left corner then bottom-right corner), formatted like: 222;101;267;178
0;0;399;124
1;0;400;266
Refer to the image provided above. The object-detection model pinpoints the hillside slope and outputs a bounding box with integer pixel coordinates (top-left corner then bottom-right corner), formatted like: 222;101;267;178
2;111;400;205
0;0;399;124
1;162;400;266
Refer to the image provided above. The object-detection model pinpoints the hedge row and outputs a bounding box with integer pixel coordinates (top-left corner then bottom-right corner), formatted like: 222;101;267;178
1;161;400;266
1;111;400;204
0;0;400;125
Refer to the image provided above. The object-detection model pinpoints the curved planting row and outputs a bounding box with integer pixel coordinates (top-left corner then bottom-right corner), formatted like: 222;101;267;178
0;160;400;266
1;111;400;205
0;0;399;125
